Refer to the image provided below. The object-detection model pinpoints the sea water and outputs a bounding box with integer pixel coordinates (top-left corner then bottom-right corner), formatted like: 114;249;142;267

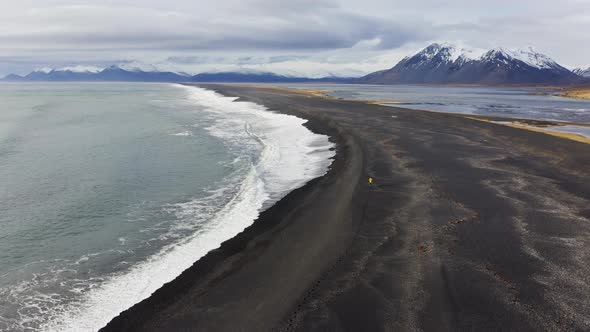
278;83;590;124
0;83;335;331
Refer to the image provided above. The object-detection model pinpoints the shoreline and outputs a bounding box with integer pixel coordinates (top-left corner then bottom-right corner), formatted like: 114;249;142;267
247;84;590;144
31;84;337;332
102;84;590;331
559;86;590;100
464;116;590;144
101;84;365;331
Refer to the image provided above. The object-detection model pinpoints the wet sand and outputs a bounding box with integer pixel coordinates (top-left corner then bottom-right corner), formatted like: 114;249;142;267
102;84;590;331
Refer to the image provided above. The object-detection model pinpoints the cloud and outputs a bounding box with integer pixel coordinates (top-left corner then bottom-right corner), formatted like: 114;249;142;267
0;2;423;52
0;0;589;76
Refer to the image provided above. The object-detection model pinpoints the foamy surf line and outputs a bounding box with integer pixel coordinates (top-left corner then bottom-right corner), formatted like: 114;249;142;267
40;85;335;332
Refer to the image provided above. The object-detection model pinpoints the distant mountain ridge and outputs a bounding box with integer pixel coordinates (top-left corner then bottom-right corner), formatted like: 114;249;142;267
360;43;582;85
191;72;351;83
3;45;587;85
1;65;352;83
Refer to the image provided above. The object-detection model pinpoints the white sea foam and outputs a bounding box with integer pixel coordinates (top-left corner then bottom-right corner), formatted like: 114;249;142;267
183;85;336;203
40;85;335;332
171;130;193;136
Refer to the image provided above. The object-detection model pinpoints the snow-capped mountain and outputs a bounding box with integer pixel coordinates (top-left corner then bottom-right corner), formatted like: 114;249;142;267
1;65;352;83
360;43;579;84
3;65;191;82
573;67;590;78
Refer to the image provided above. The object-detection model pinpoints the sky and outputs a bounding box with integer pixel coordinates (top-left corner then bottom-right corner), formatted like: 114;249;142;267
1;0;589;77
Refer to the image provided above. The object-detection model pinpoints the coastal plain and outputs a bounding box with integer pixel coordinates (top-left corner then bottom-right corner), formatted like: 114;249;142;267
102;84;590;331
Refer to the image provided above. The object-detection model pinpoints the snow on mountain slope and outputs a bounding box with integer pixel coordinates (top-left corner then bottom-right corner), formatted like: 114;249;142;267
493;47;561;70
400;43;484;66
425;43;486;62
58;65;104;73
360;43;578;84
573;67;590;77
33;67;53;74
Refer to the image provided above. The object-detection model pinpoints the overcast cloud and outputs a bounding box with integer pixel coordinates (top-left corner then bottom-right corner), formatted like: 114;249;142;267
1;0;589;76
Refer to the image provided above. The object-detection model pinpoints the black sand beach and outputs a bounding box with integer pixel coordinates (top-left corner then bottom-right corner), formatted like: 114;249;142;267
102;84;590;331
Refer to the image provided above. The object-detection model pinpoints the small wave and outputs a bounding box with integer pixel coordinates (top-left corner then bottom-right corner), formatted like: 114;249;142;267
171;130;193;136
561;108;590;113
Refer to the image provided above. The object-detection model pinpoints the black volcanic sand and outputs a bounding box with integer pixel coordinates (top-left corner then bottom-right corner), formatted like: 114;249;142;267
102;85;590;331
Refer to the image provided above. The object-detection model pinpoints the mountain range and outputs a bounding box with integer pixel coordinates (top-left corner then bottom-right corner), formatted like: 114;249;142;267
1;65;351;83
359;43;584;85
2;44;589;85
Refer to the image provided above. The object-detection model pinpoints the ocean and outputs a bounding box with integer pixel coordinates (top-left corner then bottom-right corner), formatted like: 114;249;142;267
0;83;335;331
